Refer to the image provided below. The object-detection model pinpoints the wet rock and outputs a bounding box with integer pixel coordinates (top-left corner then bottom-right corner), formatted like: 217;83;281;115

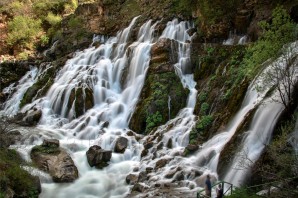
186;144;199;153
126;174;138;185
141;149;148;157
21;109;42;126
138;171;147;182
146;167;153;174
165;166;182;179
42;139;59;148
173;171;184;181
31;141;79;183
166;138;172;149
157;142;163;150
155;158;169;170
86;145;112;169
102;121;109;128
114;136;128;153
144;141;153;150
132;183;146;192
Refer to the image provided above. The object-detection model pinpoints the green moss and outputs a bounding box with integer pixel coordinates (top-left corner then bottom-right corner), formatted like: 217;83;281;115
0;149;39;197
130;71;189;134
20;66;55;108
31;145;60;155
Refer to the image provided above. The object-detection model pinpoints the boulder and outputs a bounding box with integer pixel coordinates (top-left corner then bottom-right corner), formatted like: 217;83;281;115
21;109;42;126
114;136;128;153
126;174;138;185
42;139;59;147
86;145;112;169
155;158;169;170
132;183;146;192
31;141;79;183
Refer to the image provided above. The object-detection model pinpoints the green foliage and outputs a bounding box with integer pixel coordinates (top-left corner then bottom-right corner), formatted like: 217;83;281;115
196;115;213;131
7;16;42;48
171;0;196;16
146;111;163;133
0;149;39;197
243;6;297;78
45;12;62;26
40;35;50;47
199;102;209;116
31;145;60;155
198;92;207;102
197;0;242;25
226;187;259;198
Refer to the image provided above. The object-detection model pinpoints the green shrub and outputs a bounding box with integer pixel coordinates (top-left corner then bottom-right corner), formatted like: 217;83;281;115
243;6;297;78
7;16;42;48
146;111;163;133
200;102;209;116
45;12;62;26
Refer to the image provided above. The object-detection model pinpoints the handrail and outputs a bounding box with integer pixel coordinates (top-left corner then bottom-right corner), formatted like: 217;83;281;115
197;181;233;198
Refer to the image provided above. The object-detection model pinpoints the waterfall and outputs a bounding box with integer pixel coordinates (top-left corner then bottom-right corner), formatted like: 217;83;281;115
0;66;38;116
134;19;199;194
223;41;298;186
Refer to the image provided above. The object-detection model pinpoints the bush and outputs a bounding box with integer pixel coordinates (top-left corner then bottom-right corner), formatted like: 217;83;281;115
45;12;62;26
7;16;42;48
243;6;297;78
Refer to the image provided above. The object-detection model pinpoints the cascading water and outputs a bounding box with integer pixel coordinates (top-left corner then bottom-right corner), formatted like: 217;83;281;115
1;13;296;197
1;17;161;198
133;19;200;196
1;66;38;116
223;42;298;186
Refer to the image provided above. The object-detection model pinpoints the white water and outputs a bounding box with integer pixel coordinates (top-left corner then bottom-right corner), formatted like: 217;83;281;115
1;16;297;198
1;66;38;116
224;41;298;186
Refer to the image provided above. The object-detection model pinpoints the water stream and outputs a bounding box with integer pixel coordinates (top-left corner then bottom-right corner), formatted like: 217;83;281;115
1;16;297;197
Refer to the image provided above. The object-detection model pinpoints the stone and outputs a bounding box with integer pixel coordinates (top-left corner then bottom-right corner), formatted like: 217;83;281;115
31;145;79;183
132;183;146;192
141;149;148;157
42;139;59;148
114;136;128;153
155;158;169;170
143;141;153;150
126;174;138;185
86;145;112;168
138;171;147;182
186;144;199;152
21;109;42;126
146;167;153;174
166;138;172;149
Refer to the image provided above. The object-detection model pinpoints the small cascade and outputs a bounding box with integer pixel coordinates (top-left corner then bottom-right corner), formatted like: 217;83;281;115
135;19;199;193
0;66;38;116
223;31;247;45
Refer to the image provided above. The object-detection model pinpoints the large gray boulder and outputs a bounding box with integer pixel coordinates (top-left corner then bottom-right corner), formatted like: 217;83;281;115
114;136;128;153
31;139;79;183
86;145;112;169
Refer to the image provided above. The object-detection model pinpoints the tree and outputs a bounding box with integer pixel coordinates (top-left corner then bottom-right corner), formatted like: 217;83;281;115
262;43;298;110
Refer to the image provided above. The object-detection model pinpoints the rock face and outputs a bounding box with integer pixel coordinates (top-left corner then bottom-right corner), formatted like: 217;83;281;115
31;139;79;183
19;108;42;126
86;145;112;169
129;38;189;134
114;136;128;153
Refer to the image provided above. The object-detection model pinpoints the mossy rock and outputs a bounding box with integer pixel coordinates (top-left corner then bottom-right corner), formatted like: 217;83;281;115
67;86;94;119
20;65;55;108
31;145;60;155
